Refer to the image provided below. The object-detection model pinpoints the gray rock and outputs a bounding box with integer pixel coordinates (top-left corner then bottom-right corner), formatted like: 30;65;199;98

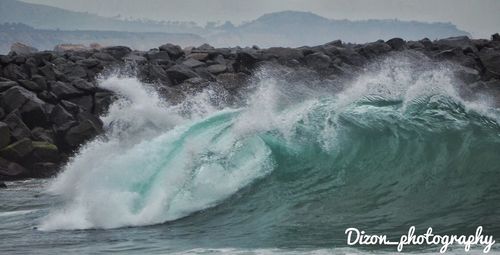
29;162;59;178
234;51;260;72
140;64;172;85
0;80;18;92
68;95;94;112
50;81;84;99
94;92;115;115
207;64;228;74
166;65;199;85
3;111;31;141
386;38;406;50
0;157;28;180
478;47;500;77
19;80;43;92
492;33;500;41
50;105;75;126
0;138;33;162
0;122;10;149
64;120;99;148
76;58;101;68
31;127;54;144
159;43;184;60
187;53;209;61
436;36;477;52
265;47;304;60
72;79;97;92
31;75;48;91
39;64;57;80
124;54;147;64
102;46;132;60
359;41;392;58
37;91;58;104
183;58;205;68
2;86;48;128
29;141;59;163
145;50;171;64
3;64;28;80
305;52;331;70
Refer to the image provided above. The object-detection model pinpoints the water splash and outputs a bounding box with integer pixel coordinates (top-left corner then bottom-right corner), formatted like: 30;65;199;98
40;55;500;234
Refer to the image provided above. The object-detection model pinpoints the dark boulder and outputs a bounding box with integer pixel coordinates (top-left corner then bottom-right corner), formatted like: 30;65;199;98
94;92;115;115
37;91;58;104
407;41;426;50
64;120;100;148
326;46;366;66
93;52;116;62
60;100;80;115
0;182;6;188
166;65;199;85
187;53;209;61
305;52;331;70
159;43;184;60
492;33;500;41
19;80;43;92
30;75;48;91
31;127;55;144
59;62;88;79
207;64;228;75
0;122;10;149
436;36;477;52
358;41;392;58
50;81;85;99
39;64;57;81
2;86;48;127
72;79;97;92
183;58;205;68
386;38;406;50
0;80;18;92
234;51;260;73
76;58;101;68
3;64;28;80
102;46;132;60
124;53;147;64
140;64;172;85
29;141;59;163
68;95;94;113
29;162;59;178
478;47;500;77
0;138;33;162
3;111;31;141
0;157;28;180
265;47;304;61
145;50;171;64
50;104;75;126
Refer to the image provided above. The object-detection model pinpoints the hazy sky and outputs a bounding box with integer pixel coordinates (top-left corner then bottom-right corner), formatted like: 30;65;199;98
21;0;500;38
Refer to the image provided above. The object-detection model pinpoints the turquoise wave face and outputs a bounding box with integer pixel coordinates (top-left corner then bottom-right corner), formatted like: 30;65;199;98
39;56;500;250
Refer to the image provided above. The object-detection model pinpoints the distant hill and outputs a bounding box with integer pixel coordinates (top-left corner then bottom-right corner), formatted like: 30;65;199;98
0;0;204;33
0;23;205;53
207;11;471;47
0;1;471;49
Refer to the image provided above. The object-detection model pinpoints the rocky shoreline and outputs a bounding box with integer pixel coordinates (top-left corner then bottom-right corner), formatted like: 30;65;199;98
0;34;499;183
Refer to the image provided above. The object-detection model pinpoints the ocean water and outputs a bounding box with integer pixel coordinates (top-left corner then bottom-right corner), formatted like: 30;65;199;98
1;55;500;254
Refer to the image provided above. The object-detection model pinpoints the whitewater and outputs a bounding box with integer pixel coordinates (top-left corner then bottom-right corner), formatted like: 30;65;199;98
1;53;499;254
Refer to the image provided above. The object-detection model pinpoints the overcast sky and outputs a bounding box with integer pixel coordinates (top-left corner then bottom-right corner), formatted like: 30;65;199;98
20;0;500;38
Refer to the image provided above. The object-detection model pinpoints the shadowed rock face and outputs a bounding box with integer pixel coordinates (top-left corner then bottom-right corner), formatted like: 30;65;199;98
0;34;499;180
